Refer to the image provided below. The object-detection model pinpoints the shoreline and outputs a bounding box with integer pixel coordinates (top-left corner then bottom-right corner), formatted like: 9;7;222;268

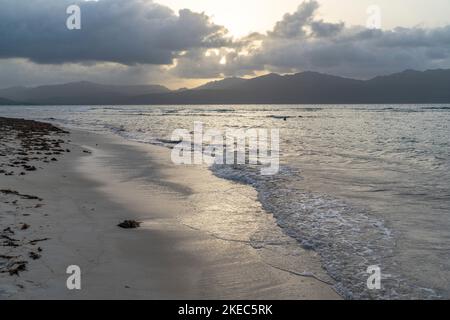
1;118;340;299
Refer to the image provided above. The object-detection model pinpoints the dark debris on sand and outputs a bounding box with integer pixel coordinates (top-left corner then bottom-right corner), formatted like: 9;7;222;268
0;215;50;275
28;252;41;260
1;118;64;280
2;261;28;276
1;210;49;275
0;189;42;201
118;220;142;229
0;117;70;176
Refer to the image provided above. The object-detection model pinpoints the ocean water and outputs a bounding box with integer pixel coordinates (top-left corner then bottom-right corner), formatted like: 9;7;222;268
1;104;449;299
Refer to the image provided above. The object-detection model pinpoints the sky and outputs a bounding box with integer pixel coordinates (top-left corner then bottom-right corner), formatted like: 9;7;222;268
159;0;450;37
1;0;450;89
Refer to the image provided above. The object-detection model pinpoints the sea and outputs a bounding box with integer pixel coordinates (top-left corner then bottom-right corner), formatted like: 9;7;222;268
1;104;449;299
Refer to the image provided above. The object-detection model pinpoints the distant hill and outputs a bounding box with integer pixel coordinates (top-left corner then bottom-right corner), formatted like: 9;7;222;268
3;69;450;105
128;69;450;104
0;97;24;105
194;77;247;91
0;81;170;105
362;69;450;103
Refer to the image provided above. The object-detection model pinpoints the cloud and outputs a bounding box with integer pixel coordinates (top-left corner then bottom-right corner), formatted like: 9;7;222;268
172;0;450;79
1;0;450;86
310;20;345;38
0;58;176;88
252;24;450;78
265;0;344;40
269;0;319;38
0;0;230;65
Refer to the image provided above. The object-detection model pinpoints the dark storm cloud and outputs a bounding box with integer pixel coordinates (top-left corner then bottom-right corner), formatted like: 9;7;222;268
172;0;450;79
0;0;230;65
310;20;345;38
269;0;319;38
251;23;450;78
268;0;344;39
249;1;450;78
1;0;450;85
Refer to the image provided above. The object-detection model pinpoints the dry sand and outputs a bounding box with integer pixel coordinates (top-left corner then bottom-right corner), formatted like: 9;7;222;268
0;123;340;300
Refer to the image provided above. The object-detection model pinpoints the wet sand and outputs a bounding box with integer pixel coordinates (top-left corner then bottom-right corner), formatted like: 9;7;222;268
0;119;340;299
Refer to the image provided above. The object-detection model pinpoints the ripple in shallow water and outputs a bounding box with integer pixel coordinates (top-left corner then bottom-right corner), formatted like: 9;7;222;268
212;164;440;299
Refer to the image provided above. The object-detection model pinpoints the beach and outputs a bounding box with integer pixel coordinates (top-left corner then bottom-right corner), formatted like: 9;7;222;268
0;117;340;300
2;0;450;303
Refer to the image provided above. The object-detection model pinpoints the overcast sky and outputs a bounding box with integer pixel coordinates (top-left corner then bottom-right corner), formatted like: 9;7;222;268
1;0;450;89
160;0;450;37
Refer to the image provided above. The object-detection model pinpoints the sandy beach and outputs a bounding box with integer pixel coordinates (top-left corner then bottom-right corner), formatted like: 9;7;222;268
0;117;340;300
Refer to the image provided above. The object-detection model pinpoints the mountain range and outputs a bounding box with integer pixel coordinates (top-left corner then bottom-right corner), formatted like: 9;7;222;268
0;82;170;105
0;97;23;105
1;69;450;105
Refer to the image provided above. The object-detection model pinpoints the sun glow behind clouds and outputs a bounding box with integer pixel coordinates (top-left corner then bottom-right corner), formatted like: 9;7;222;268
158;0;301;37
158;0;450;37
